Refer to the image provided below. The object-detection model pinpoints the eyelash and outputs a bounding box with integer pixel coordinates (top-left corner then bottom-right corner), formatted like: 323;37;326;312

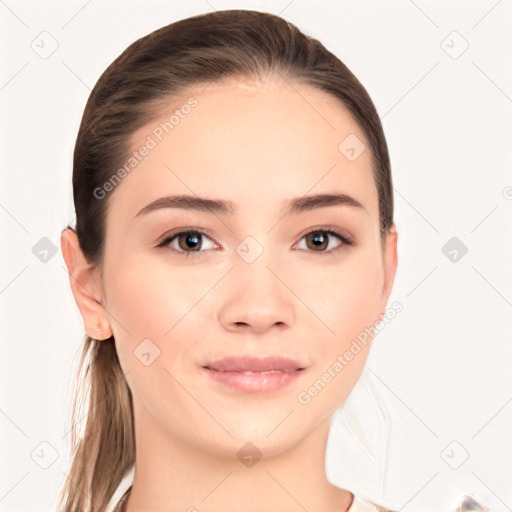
156;226;355;258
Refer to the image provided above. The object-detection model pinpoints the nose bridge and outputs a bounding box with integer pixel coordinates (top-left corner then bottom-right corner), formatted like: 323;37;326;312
216;243;295;333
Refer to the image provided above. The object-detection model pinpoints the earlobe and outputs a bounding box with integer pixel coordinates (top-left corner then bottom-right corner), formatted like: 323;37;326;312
60;228;113;340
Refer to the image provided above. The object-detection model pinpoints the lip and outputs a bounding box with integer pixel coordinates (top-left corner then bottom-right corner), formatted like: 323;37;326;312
201;356;306;393
204;355;305;372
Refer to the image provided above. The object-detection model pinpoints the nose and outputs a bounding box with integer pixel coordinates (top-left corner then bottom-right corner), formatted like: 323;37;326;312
216;261;295;334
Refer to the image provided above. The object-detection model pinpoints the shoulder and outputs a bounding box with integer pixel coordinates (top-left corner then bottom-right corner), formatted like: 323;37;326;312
348;494;398;512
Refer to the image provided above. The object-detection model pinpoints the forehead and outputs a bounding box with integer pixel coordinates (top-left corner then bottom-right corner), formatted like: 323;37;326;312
107;78;377;222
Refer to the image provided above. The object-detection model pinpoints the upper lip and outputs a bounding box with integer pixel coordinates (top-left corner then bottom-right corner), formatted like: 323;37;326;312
203;356;305;372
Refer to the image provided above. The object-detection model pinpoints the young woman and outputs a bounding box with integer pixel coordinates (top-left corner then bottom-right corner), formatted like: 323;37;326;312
59;9;399;512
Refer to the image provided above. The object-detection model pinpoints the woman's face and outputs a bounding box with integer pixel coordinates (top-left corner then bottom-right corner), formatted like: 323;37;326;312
98;78;397;457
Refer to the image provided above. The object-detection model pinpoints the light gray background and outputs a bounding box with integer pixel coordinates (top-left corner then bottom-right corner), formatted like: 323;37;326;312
1;1;511;511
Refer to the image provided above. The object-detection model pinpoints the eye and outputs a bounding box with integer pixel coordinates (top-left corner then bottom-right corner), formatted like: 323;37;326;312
156;226;355;257
156;229;219;256
293;227;354;254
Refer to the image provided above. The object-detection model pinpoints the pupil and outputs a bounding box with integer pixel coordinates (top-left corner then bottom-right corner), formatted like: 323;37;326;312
310;231;327;249
312;233;323;245
182;233;200;250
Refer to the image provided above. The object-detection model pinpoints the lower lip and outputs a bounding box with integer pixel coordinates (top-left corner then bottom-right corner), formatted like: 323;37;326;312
202;367;304;393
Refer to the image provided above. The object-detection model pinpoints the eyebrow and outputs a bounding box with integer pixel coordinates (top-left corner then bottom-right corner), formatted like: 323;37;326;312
134;192;366;219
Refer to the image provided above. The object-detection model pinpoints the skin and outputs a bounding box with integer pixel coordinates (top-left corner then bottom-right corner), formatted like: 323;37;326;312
61;77;398;512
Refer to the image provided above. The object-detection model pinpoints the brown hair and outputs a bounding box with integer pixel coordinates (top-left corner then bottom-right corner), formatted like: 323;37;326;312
58;9;394;511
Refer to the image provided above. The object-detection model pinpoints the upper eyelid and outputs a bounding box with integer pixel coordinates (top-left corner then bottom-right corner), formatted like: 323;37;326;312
294;227;354;247
296;226;352;241
157;227;218;245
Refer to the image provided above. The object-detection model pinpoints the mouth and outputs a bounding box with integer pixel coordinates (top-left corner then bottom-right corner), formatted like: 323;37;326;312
201;355;306;393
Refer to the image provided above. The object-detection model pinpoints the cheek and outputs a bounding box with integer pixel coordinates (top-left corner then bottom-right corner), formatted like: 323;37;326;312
332;268;380;338
104;252;203;346
296;251;382;344
293;253;381;412
104;254;202;409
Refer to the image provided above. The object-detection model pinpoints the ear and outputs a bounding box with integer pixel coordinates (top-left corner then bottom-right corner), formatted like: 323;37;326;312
378;224;398;316
60;227;112;340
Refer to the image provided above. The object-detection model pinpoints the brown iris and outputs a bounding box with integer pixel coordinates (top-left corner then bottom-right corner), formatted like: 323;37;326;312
177;231;202;251
305;230;329;251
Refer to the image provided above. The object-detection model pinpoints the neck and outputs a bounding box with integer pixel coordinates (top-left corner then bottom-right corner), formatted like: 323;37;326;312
125;403;353;512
